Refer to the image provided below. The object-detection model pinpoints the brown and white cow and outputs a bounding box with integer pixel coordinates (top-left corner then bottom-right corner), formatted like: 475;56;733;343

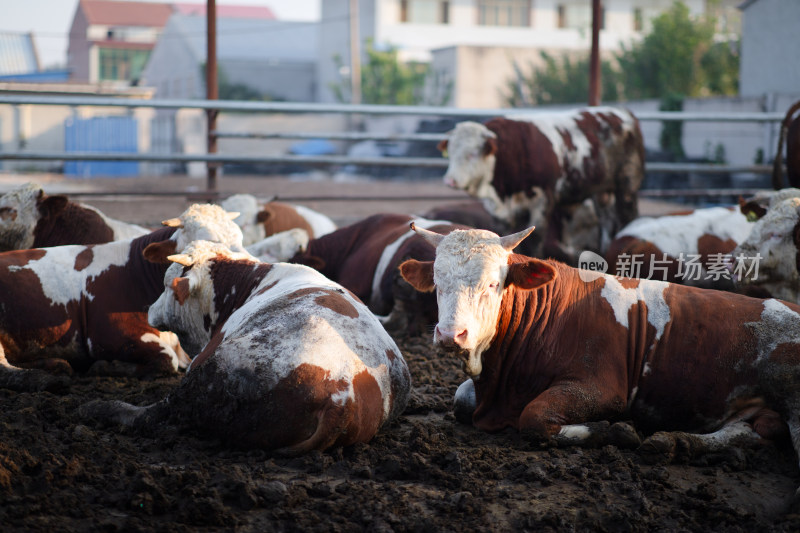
733;190;800;302
220;193;337;246
437;107;645;262
604;206;753;288
399;225;800;501
0;204;246;391
81;240;411;454
289;213;468;332
0;182;149;251
772;99;800;190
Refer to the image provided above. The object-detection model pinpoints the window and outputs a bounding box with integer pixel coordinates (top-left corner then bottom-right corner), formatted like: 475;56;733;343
98;47;150;81
633;8;643;32
477;0;531;27
555;3;600;30
400;0;450;24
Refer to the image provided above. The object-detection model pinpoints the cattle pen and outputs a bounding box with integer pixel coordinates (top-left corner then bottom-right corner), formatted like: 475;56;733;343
0;94;787;209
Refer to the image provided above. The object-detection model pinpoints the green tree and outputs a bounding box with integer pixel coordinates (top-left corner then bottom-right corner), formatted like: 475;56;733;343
615;1;738;99
504;51;621;106
330;39;451;106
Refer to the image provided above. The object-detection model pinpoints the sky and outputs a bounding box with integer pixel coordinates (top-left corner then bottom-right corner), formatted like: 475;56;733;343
0;0;321;69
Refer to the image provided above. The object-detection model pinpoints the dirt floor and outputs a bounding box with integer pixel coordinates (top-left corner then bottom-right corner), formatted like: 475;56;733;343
2;172;800;532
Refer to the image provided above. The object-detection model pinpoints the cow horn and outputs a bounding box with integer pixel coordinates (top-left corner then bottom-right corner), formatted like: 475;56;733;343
162;217;183;228
410;222;445;247
499;226;536;251
166;253;193;266
226;211;240;220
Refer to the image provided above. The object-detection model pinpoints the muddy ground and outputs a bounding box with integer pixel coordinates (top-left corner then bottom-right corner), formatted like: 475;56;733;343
2;174;800;531
2;330;800;532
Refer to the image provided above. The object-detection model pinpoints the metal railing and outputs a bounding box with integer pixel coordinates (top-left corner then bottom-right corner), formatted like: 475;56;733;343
0;94;785;200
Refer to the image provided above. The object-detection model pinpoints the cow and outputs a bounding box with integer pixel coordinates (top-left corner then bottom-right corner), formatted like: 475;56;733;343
0;182;150;251
772;99;800;190
399;224;800;504
437;107;645;263
0;204;246;392
246;228;310;262
604;206;753;289
80;240;411;454
220;193;337;246
289;213;468;332
732;190;800;302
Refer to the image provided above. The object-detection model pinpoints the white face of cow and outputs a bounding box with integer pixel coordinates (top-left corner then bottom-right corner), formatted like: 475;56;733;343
219;193;264;246
440;122;497;195
148;240;252;355
165;204;248;255
733;197;800;298
0;183;45;251
400;225;556;379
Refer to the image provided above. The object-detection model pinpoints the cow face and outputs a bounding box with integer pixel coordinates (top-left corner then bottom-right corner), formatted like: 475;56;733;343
440;122;498;194
148;240;252;355
0;183;68;252
733;196;800;302
400;225;556;378
219;193;264;246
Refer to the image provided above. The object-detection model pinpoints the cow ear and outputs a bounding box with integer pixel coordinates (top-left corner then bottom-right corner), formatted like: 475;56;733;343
739;197;767;221
505;259;557;290
399;259;435;292
482;137;497;157
256;210;272;224
437;139;449;156
171;277;191;305
38;195;69;217
143;240;178;263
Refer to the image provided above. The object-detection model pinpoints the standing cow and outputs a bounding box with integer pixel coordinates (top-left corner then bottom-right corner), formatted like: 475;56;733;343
0;182;149;251
399;224;800;504
772;99;800;190
0;204;245;391
437;107;645;263
82;240;411;454
289;213;468;332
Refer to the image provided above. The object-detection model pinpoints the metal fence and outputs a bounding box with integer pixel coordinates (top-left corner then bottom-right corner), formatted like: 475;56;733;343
0;94;787;201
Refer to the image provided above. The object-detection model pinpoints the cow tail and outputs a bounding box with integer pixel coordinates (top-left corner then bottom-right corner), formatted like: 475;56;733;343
773;100;800;190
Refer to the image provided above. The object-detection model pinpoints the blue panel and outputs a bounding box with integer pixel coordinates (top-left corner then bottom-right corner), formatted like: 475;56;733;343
64;116;139;177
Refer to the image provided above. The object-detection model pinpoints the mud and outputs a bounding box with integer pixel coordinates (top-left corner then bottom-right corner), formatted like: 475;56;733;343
2;331;800;532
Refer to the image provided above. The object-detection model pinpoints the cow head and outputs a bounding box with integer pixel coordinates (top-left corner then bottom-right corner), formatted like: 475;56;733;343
440;122;498;194
148;240;253;355
219;193;265;246
732;196;800;302
400;224;556;378
0;183;69;251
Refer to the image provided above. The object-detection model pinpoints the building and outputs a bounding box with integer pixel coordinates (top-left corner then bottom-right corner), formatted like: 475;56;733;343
318;0;737;107
141;14;318;101
66;0;276;86
738;0;800;99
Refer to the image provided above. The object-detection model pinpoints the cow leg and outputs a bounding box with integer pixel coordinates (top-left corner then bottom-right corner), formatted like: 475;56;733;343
453;379;476;425
0;344;69;393
89;330;191;377
637;420;762;465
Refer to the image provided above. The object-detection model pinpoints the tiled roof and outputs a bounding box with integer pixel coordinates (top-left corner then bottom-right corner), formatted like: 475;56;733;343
173;3;276;19
0;32;39;75
80;0;174;27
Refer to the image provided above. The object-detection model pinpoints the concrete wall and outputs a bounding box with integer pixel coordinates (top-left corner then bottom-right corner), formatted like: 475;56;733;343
740;0;800;97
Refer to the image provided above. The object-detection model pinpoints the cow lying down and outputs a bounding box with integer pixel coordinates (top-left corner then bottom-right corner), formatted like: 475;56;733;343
0;182;149;251
0;204;246;392
81;240;411;453
400;224;800;502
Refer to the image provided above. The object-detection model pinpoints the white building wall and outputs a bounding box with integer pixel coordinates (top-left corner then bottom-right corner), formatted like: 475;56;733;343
739;0;800;98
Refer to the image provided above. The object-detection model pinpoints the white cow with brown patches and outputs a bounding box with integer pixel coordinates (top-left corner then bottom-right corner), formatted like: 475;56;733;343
81;240;411;454
438;108;644;262
400;224;800;506
0;204;246;391
0;182;149;251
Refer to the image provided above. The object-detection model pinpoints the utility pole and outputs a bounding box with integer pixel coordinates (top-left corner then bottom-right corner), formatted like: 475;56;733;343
349;0;362;106
589;0;601;106
206;0;219;196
